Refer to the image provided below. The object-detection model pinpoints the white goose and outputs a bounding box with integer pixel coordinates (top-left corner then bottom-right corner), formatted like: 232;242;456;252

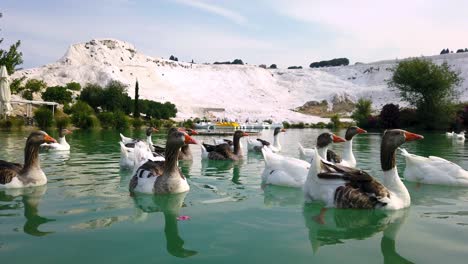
298;132;347;163
120;127;158;148
41;128;72;151
299;126;366;167
247;127;286;153
304;129;423;210
261;133;346;188
455;131;465;141
400;148;468;186
446;131;454;137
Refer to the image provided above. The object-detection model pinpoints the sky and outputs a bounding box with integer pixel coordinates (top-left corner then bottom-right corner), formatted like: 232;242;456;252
1;0;468;69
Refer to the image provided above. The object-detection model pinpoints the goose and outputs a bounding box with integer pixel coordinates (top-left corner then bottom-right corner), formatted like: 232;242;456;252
298;132;347;163
0;131;57;188
41;128;72;151
399;148;468;186
129;131;197;194
201;130;248;161
261;133;346;188
455;131;465;141
153;128;199;161
446;131;454;137
247;127;286;152
304;129;423;210
120;127;159;148
299;127;366;167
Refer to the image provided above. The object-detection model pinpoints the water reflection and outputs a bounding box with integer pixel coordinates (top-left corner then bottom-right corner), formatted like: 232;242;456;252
133;192;198;258
0;186;55;236
262;185;303;207
303;204;413;263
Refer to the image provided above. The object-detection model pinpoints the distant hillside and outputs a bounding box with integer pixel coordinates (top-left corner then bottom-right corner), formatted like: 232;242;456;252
12;39;468;122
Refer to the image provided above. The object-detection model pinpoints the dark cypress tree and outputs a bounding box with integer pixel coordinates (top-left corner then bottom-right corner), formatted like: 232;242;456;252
134;79;140;118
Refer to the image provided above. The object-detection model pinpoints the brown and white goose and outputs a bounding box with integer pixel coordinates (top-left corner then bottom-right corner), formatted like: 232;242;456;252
0;131;57;188
304;129;423;210
153;128;198;161
200;130;248;161
129;131;197;194
247;127;286;153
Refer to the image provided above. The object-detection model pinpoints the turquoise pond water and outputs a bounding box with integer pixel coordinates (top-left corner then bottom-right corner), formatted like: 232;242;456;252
1;128;468;263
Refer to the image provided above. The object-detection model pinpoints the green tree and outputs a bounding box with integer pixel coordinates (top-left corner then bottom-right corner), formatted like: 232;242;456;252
66;82;82;91
330;114;341;128
34;107;53;129
102;80;131;113
351;98;372;128
0;13;23;74
388;58;462;129
42;86;73;105
80;83;104;111
134;79;140;118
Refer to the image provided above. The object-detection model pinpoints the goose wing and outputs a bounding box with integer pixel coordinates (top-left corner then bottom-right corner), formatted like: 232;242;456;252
326;149;342;164
0;160;23;185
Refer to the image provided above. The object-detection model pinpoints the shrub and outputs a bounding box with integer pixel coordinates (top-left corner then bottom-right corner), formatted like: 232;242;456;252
42;86;73;105
291;122;305;128
98;112;115;129
54;110;70;129
287;66;302;69
330;114;341;128
24;79;47;93
113;111;129;130
269;64;277;69
22;89;34;100
282;121;290;128
132;117;144;129
310;58;349;68
182;119;194;129
34;106;54;129
351;98;372;128
380;104;400;129
66;82;81;91
149;118;162;128
400;108;418;128
10;77;26;94
0;119;13;130
80;83;104;111
70;101;98;129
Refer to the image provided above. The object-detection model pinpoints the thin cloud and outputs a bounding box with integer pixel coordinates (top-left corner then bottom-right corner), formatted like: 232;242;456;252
174;0;247;25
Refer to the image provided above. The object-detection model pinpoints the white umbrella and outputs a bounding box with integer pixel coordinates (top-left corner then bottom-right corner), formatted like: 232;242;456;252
0;65;13;116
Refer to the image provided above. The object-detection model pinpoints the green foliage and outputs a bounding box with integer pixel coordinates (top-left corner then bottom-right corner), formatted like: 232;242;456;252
79;83;103;111
351;98;372;128
310;58;349;68
388;58;462;129
134;80;140;118
380;104;400;129
0;40;23;74
70;101;99;129
330;114;341;128
282;121;290;129
21;79;47;100
54;111;71;129
97;112;115;129
9;77;26;94
139;99;177;119
113;111;129;130
132;118;144;129
102;80;132;113
22;90;34;100
149;118;162;128
290;122;305;128
34;107;54;129
269;64;277;69
181;119;194;129
66;82;81;91
287;66;302;69
213;59;244;65
399;108;419;128
41;86;73;105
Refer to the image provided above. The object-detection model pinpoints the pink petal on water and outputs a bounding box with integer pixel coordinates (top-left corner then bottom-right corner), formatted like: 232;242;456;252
177;215;191;221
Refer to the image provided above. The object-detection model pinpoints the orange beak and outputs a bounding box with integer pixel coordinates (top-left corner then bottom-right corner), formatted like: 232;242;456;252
243;132;249;137
44;134;57;143
332;134;346;143
67;129;73;134
152;128;159;133
281;128;286;132
184;134;197;145
357;127;367;134
190;129;199;135
404;131;424;141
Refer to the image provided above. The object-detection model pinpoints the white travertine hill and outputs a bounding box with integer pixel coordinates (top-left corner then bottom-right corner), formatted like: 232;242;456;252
13;39;468;122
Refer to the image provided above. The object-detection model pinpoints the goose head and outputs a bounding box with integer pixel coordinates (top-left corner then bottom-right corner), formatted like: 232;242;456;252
273;127;286;136
316;132;346;148
58;128;72;138
167;131;198;148
146;127;159;136
27;131;57;146
380;129;423;171
345;126;367;141
234;130;249;140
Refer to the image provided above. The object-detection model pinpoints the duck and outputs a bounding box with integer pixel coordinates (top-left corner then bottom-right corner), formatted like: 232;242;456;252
0;131;57;188
298;132;347;163
446;131;454;137
261;133;346;188
129;130;197;194
304;129;423;210
399;148;468;186
455;131;465;141
41;128;72;151
247;127;286;152
201;130;248;161
121;127;159;148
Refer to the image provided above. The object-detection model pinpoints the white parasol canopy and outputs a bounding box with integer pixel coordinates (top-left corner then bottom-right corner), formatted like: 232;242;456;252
0;65;13;116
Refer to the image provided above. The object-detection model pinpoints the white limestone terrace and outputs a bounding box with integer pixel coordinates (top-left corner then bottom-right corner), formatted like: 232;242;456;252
12;38;468;122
